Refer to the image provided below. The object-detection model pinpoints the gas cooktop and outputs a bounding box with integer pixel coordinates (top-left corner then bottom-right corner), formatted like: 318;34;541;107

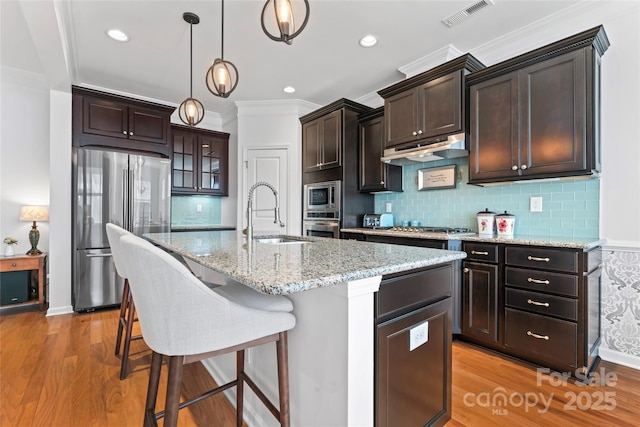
384;226;475;236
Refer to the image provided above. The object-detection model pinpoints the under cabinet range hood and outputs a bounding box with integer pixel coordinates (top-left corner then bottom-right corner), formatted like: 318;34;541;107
381;133;468;165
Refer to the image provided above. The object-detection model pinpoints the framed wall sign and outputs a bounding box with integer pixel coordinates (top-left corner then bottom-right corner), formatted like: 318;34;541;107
418;164;457;190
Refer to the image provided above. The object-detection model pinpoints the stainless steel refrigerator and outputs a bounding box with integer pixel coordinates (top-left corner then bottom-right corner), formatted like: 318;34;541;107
72;147;171;312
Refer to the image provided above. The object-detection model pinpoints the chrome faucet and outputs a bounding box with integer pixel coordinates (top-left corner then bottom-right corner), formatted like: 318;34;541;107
245;181;285;241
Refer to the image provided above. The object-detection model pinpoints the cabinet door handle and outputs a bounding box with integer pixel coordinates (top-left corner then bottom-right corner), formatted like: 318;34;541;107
527;299;550;307
511;165;518;171
471;250;489;255
527;331;549;340
380;181;385;185
412;131;418;136
521;164;528;170
129;131;133;136
417;130;423;135
463;268;469;273
528;277;550;285
122;131;127;135
11;263;17;267
527;256;550;262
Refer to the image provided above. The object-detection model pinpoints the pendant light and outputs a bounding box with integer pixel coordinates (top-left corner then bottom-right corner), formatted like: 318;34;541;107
178;12;205;126
206;0;239;98
261;0;310;45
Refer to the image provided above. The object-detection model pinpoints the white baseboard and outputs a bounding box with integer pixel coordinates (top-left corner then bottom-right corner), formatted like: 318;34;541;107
45;305;74;316
200;358;269;427
599;347;640;370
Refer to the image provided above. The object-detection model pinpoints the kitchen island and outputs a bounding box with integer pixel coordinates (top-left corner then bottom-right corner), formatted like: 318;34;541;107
144;230;466;427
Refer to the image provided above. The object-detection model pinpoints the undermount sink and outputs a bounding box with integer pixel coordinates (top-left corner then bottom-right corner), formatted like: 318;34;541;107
253;236;309;244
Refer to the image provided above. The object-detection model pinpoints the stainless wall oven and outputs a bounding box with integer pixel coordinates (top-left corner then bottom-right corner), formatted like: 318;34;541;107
303;180;341;238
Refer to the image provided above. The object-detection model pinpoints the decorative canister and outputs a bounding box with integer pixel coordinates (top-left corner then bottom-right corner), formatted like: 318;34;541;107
476;209;496;236
496;211;516;237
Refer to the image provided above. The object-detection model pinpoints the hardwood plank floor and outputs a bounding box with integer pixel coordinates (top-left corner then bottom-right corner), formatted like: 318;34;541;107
1;309;639;426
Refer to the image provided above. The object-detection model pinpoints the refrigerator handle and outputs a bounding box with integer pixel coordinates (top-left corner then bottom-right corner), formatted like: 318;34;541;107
122;168;129;230
86;253;113;258
129;169;135;232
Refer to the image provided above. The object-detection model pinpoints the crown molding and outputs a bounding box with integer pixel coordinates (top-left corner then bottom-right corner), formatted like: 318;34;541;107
235;99;320;118
398;44;465;78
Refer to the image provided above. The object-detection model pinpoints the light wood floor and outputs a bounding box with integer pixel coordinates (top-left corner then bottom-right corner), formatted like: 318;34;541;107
1;309;639;426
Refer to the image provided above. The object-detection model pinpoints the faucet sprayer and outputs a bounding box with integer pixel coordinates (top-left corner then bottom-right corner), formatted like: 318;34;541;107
245;181;285;241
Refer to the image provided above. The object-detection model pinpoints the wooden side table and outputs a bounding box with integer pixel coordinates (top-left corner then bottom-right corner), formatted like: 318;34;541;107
0;253;47;311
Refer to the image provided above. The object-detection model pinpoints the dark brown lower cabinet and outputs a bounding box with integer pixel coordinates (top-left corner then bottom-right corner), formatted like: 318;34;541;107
375;266;453;427
462;261;499;344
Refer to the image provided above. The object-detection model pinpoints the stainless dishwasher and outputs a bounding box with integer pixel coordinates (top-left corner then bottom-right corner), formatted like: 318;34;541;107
375;264;453;427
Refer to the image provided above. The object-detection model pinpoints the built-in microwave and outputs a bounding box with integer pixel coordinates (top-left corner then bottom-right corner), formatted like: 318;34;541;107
303;180;341;214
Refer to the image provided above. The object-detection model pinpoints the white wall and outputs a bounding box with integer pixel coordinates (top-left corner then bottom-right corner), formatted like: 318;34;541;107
0;67;50;256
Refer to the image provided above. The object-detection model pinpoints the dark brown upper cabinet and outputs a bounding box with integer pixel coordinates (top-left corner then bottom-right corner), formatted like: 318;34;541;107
72;86;173;157
378;54;485;150
358;107;402;193
171;125;230;196
302;110;341;173
467;26;610;185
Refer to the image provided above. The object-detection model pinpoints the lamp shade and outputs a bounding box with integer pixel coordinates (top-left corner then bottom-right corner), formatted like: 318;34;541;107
19;205;49;222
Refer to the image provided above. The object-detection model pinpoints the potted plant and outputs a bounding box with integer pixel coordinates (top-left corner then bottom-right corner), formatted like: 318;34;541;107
3;237;18;257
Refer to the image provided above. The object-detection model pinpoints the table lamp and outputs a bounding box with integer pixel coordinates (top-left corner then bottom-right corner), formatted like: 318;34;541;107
19;205;49;255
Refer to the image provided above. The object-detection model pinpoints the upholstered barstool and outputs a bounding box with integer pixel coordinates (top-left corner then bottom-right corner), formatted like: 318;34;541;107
106;223;142;380
119;234;295;427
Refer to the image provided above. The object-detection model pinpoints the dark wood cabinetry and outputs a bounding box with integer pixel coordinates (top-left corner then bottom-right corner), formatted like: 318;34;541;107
376;266;453;427
171;125;230;196
72;86;173;156
302;110;341;172
467;26;610;184
461;242;501;345
460;241;602;377
358;107;402;193
378;54;484;149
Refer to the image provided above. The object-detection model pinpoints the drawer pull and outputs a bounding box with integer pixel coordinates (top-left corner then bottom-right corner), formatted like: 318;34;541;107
528;256;550;262
11;263;17;267
527;331;549;340
463;268;469;273
527;299;550;307
527;277;550;285
471;250;489;255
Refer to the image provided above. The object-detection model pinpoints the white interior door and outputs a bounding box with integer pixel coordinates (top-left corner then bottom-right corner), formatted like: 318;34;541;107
244;147;289;235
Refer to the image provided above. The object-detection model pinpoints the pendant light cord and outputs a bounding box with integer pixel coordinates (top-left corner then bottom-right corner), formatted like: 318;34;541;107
221;0;225;60
189;20;193;98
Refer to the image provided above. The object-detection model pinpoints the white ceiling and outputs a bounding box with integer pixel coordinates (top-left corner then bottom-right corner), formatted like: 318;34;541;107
1;0;583;115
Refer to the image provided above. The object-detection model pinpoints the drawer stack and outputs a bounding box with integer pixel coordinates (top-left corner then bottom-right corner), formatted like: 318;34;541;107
503;246;601;375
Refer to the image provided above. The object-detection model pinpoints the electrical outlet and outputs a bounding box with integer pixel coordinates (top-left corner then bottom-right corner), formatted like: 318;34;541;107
385;202;392;213
530;197;543;212
409;321;429;351
196;203;202;213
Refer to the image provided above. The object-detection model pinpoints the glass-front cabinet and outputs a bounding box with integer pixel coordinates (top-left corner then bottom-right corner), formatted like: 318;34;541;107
171;125;229;196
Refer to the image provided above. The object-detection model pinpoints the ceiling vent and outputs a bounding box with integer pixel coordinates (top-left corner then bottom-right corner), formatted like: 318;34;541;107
442;0;495;28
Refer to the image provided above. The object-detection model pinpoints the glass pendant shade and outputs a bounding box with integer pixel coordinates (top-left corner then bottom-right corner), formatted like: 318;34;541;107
205;58;239;98
178;97;205;126
179;12;205;126
261;0;310;45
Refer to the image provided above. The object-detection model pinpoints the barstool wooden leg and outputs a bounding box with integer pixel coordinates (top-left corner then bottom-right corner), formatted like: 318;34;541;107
276;332;291;427
115;279;130;355
144;351;162;427
164;355;185;427
120;297;136;380
236;350;245;427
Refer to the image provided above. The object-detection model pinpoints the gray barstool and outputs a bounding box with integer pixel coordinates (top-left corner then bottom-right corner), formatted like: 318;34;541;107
119;233;295;427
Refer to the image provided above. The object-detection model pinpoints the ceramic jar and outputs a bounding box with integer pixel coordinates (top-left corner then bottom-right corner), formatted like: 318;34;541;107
496;211;515;237
476;209;496;236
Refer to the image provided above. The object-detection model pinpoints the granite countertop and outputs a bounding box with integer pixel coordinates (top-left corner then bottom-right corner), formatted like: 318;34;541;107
144;230;467;295
341;228;605;250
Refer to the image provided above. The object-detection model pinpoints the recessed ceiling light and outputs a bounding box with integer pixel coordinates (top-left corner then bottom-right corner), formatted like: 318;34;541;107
359;35;377;48
106;29;129;42
283;86;296;94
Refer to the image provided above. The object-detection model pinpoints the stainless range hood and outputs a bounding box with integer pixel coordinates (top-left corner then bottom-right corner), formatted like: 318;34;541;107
381;133;467;165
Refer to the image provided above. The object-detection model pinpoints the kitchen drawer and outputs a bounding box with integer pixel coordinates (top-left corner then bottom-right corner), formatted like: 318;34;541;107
506;246;578;273
0;257;40;272
464;242;499;263
505;288;577;321
377;265;452;322
504;308;577;368
505;267;578;297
